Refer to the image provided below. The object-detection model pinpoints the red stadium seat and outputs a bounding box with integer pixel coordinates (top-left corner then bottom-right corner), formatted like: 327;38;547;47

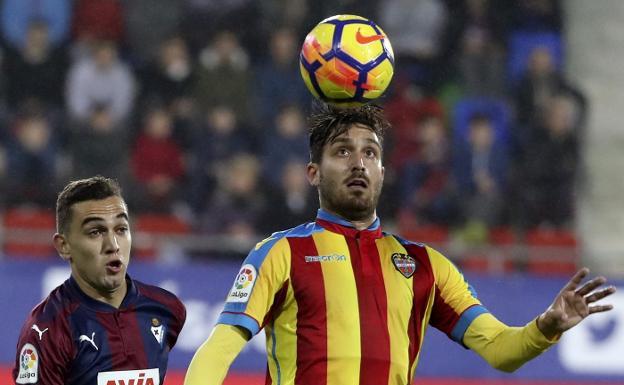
459;252;489;272
2;208;57;258
525;228;579;275
489;227;517;245
400;225;449;244
132;214;191;260
459;227;517;274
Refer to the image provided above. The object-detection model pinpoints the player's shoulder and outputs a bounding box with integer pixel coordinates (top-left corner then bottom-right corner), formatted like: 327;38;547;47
244;221;322;266
390;233;463;277
385;232;429;251
29;280;78;322
134;279;183;305
134;279;186;321
384;232;451;268
18;281;76;342
253;221;323;252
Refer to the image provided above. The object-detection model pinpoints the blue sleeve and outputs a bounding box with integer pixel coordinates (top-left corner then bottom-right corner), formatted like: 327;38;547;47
451;304;490;347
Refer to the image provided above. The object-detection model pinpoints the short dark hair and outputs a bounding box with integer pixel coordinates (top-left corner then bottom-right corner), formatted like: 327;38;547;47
468;112;492;126
56;176;122;234
308;103;390;163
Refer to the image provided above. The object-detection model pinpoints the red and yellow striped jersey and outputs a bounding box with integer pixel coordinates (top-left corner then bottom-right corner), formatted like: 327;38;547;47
219;209;488;385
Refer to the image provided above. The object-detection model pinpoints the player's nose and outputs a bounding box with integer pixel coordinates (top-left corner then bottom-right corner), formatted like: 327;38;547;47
102;232;120;253
350;153;366;171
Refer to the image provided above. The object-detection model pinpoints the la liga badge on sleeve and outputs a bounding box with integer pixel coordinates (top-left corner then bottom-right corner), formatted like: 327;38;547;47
226;264;257;303
16;344;39;384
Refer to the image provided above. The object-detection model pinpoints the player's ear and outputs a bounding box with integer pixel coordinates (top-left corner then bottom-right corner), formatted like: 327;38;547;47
53;233;71;262
306;162;320;186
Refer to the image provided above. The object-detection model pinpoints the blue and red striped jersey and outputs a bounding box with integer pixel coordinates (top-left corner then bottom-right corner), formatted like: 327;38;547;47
13;275;186;385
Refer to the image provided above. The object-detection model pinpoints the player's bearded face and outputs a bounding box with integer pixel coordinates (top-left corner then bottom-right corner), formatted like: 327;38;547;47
314;125;384;222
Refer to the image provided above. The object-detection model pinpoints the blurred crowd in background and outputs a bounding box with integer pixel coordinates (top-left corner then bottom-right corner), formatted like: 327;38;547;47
0;0;587;258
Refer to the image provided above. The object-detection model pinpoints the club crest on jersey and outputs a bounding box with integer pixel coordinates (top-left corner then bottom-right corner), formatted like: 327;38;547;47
16;343;38;384
97;368;160;385
226;264;257;303
391;253;417;278
150;318;165;346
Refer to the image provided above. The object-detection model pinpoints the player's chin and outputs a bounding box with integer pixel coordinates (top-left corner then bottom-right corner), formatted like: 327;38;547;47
102;276;125;291
343;198;374;215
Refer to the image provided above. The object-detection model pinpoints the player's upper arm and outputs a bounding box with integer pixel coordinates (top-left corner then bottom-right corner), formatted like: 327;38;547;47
14;317;72;385
218;234;292;336
427;246;489;344
184;324;249;385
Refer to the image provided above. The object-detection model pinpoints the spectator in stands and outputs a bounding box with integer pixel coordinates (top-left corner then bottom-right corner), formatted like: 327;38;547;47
383;82;445;173
511;0;563;32
515;45;585;128
261;104;309;185
194;31;251;123
257;0;310;37
454;113;508;240
381;82;446;218
140;36;198;149
68;104;128;181
1;0;70;49
378;0;449;86
65;40;136;124
180;0;260;57
130;106;185;213
3;20;68;110
397;114;458;227
198;153;265;242
519;93;580;229
442;0;507;98
455;25;506;98
140;36;196;111
5;112;58;206
188;104;253;212
252;28;309;127
71;0;124;49
124;0;183;66
259;159;316;234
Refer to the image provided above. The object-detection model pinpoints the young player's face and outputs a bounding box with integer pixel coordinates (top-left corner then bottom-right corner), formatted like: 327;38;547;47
56;196;132;302
308;124;385;221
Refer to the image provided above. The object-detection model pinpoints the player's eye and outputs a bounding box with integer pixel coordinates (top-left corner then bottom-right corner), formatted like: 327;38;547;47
337;148;350;156
88;229;103;237
116;226;129;235
365;149;377;158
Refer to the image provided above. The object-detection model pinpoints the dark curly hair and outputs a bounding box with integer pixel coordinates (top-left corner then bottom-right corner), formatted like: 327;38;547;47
56;176;122;234
308;103;390;163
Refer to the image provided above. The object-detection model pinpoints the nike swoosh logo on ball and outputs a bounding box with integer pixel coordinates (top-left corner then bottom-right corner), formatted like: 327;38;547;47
355;28;385;44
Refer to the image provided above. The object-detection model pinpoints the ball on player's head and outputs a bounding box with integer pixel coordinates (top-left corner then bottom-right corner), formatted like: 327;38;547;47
299;14;394;107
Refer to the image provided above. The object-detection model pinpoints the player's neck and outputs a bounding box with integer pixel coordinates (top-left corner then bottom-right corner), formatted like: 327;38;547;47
322;207;377;230
72;274;128;309
350;218;376;230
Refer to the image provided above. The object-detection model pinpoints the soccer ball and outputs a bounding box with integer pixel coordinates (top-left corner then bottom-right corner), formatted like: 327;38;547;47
299;15;395;107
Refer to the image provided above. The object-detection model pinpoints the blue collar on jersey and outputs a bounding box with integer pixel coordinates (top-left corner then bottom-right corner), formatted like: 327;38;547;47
316;208;381;231
66;274;139;312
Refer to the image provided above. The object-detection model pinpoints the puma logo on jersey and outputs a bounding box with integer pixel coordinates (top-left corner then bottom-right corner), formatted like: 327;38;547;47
31;325;48;341
79;332;98;350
